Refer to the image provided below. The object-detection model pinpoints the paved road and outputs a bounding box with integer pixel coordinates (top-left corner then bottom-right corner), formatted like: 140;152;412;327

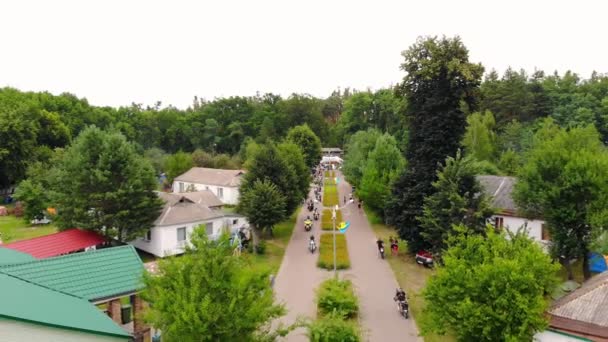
274;171;421;341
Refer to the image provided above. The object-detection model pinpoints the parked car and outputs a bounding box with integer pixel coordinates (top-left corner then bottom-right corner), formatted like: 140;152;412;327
415;250;434;267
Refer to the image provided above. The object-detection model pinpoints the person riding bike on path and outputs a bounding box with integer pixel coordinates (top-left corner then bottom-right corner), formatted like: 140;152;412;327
376;238;384;253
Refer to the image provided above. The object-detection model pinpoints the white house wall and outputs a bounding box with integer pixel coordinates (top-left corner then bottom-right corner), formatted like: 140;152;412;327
493;214;549;248
131;216;249;257
172;182;240;205
0;319;127;342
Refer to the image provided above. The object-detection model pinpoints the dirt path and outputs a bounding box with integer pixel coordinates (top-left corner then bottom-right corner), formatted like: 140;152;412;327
274;171;421;341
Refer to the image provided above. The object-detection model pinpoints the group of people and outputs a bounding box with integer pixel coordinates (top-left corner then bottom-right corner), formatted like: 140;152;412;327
376;236;400;256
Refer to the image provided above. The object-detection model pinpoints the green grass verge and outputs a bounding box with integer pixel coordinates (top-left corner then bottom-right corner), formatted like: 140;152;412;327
317;233;350;270
244;209;299;275
321;209;342;230
323;185;339;207
0;216;58;243
365;209;454;342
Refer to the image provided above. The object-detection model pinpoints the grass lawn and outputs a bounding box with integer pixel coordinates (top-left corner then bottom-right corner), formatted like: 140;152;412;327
317;233;350;270
243;209;299;275
365;210;455;342
321;209;342;230
0;215;57;243
323;185;339;207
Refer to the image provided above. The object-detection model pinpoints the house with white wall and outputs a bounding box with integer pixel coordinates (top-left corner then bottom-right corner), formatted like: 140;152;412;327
130;191;248;257
172;167;244;205
477;175;551;248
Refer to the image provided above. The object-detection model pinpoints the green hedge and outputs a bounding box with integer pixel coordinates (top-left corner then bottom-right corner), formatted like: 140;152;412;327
308;313;360;342
321;209;342;230
323;185;339;207
317;233;350;270
317;278;359;318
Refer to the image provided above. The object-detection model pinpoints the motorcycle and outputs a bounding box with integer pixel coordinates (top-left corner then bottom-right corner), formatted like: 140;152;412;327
307;202;314;212
309;239;317;253
313;211;319;220
304;219;313;231
379;246;385;259
395;299;409;319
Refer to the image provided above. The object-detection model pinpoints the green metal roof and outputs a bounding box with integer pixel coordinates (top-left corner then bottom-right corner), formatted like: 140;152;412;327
0;272;130;338
0;245;144;301
0;247;35;266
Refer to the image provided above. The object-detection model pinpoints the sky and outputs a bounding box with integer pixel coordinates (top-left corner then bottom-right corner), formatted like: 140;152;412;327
1;0;606;109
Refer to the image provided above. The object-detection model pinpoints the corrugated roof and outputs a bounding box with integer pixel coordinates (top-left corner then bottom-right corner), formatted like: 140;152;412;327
2;228;106;259
0;272;130;338
155;192;224;226
549;272;608;328
0;247;35;265
174;167;244;187
0;245;144;301
476;175;517;212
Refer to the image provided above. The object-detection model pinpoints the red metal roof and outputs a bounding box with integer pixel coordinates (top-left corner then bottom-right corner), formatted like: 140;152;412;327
2;229;106;259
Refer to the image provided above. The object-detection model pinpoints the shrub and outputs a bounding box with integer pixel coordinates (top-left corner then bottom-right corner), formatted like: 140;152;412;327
308;313;360;342
317;233;350;270
321;209;342;230
317;278;359;318
255;240;266;255
323;185;339;207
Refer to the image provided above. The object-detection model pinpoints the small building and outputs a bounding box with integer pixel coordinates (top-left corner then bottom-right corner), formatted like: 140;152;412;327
0;272;131;341
542;272;608;341
130;191;248;257
322;147;343;156
172;167;245;205
1;228;107;259
477;175;550;247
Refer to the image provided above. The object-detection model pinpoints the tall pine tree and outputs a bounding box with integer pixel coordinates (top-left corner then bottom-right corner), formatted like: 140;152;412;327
386;36;484;253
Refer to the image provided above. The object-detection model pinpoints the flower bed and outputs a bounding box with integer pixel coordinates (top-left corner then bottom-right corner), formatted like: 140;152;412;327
317;233;350;270
321;209;342;230
323;184;339;207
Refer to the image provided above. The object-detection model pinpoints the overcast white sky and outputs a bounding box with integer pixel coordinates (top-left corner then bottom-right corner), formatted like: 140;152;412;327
1;0;606;109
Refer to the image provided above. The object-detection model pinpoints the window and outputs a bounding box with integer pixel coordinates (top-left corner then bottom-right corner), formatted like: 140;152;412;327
177;227;186;242
205;222;214;236
217;187;224;199
232;219;238;225
494;217;504;230
178;182;184;192
144;230;152;242
541;224;551;241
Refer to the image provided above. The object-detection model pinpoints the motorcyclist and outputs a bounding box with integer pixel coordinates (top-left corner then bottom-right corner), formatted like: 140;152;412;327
395;288;407;302
309;235;316;251
376;238;384;251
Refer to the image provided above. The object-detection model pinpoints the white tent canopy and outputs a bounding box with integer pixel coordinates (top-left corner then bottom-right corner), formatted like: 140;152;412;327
321;156;343;164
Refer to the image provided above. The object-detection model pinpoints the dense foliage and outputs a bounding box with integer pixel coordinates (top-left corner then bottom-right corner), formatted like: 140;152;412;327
386;36;484;253
142;231;289;342
419;151;494;260
316;278;359;319
422;226;559;342
514;124;608;280
237;179;286;244
307;313;360;342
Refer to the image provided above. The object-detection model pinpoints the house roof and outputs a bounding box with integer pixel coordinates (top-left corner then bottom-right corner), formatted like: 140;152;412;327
0;245;144;302
476;175;517;212
548;272;608;338
0;272;130;338
181;190;224;207
0;247;35;266
174;167;244;187
155;192;224;226
2;228;106;259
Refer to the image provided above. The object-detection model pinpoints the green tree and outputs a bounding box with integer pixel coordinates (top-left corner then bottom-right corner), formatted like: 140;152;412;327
342;129;382;188
164;151;194;185
52;126;163;241
143;148;167;174
514;125;608;280
422;226;559;341
142;231;288;342
418;151;494;259
13;179;48;222
358;134;405;216
286;124;322;168
237;180;286;245
240;143;301;216
0;110;37;187
277;141;311;201
386;36;484;253
462;111;497;162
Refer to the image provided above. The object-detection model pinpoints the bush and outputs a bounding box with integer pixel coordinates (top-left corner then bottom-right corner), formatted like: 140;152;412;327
255;240;266;255
321;209;342;230
317;278;359;318
308;313;360;342
317;233;350;270
323;185;339;207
